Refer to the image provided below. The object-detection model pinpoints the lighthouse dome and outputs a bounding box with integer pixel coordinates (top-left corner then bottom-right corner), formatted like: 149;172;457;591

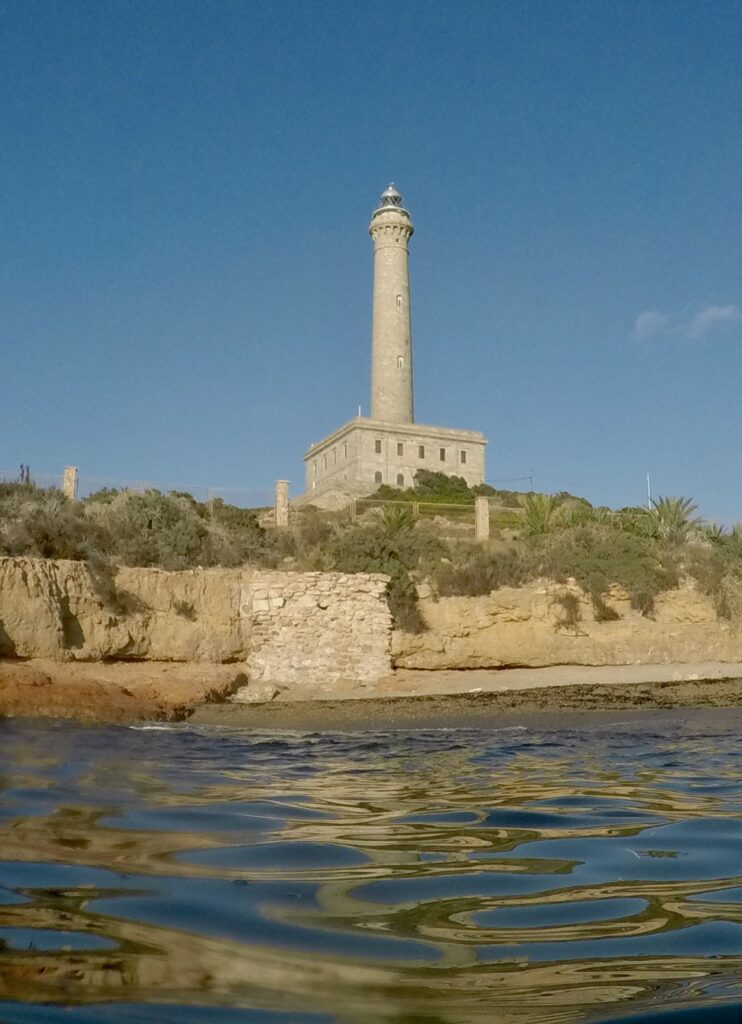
379;184;403;207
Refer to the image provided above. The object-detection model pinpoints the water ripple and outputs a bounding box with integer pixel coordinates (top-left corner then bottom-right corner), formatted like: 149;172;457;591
0;710;741;1023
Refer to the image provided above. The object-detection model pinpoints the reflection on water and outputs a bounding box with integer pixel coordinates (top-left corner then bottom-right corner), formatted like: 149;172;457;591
0;710;741;1023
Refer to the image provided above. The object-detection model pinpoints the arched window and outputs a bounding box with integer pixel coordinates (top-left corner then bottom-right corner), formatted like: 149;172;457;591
397;356;404;368
396;473;404;487
396;295;402;308
374;471;382;484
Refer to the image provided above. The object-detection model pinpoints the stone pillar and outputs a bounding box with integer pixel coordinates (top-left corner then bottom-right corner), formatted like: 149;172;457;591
474;495;490;542
62;466;79;501
275;480;289;528
369;185;414;424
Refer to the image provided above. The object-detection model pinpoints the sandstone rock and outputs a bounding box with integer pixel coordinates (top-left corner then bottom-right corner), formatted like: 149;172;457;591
0;558;394;695
230;683;280;704
393;583;742;671
0;659;247;722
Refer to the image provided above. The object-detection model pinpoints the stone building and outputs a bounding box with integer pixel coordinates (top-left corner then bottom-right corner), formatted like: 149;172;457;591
303;185;487;501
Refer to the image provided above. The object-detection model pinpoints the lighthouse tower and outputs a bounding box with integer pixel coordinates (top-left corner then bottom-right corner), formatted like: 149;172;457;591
369;185;414;423
302;184;486;502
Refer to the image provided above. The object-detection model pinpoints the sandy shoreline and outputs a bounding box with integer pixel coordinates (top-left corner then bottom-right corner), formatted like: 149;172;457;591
1;657;741;727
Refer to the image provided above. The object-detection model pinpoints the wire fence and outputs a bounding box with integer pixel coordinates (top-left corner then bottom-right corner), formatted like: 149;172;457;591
0;469;274;509
350;496;524;537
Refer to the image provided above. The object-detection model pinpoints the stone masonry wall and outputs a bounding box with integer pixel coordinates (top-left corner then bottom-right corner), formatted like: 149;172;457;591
240;571;392;695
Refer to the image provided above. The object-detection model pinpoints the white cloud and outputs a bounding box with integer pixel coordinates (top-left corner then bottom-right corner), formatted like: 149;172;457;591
686;304;741;340
634;310;669;340
633;304;741;342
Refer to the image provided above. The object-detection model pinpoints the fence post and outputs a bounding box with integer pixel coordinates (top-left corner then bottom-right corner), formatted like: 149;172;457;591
274;480;290;528
474;495;490;542
62;466;79;501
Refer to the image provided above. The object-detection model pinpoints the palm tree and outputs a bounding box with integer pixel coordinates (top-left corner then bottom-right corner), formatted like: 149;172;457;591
650;496;702;542
616;506;659;539
699;522;728;545
521;493;559;537
375;502;416;537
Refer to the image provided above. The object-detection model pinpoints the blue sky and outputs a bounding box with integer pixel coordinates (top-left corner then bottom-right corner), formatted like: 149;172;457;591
2;0;741;516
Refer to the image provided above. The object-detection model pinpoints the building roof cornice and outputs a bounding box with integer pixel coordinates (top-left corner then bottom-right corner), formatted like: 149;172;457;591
303;417;487;460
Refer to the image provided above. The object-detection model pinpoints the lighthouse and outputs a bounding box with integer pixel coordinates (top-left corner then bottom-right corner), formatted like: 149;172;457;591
369;185;414;423
302;185;487;502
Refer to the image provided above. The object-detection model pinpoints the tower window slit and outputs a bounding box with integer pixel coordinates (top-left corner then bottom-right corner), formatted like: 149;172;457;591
397;356;404;368
460;450;467;464
439;448;446;462
374;471;382;484
375;439;382;454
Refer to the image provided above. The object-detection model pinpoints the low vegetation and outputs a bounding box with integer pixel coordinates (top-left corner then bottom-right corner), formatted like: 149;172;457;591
2;473;742;633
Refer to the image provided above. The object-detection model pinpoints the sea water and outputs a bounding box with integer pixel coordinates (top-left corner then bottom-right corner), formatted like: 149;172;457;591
0;709;740;1023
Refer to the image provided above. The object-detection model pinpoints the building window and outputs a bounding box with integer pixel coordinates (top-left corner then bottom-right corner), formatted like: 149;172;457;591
375;439;382;454
313;462;317;479
323;455;327;469
460;450;467;464
396;473;404;487
396;294;402;308
439;448;446;462
397;442;403;456
418;445;425;459
343;443;348;459
397;356;404;368
374;471;382;484
333;449;337;465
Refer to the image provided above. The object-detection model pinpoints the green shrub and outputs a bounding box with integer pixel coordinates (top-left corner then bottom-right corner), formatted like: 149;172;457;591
368;470;475;505
0;486;103;561
553;590;581;631
434;547;535;597
173;599;197;621
521;493;560;537
324;525;425;632
539;526;678;617
685;540;742;620
592;595;621;622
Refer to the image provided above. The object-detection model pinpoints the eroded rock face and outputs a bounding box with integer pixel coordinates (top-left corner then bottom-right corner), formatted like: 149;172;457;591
392;582;741;670
0;659;247;722
0;559;393;690
3;557;737;691
0;558;245;662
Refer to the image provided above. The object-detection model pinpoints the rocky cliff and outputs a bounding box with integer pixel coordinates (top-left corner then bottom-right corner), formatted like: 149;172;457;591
0;558;392;694
393;581;742;669
2;559;740;690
